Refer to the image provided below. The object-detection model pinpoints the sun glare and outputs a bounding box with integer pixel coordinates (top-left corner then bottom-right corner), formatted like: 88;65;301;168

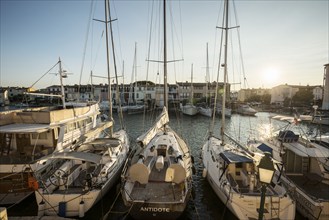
263;67;280;86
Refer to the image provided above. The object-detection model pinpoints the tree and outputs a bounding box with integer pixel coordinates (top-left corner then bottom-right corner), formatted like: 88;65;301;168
261;94;271;105
283;97;291;107
292;88;314;106
246;95;261;103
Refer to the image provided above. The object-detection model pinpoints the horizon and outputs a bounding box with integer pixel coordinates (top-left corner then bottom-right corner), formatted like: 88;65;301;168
1;0;328;90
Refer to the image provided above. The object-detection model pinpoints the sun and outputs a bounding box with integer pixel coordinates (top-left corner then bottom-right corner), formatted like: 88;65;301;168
263;67;280;86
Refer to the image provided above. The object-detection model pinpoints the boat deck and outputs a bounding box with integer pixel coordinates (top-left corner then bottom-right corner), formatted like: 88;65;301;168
287;174;329;200
227;174;278;196
130;158;183;203
43;164;103;194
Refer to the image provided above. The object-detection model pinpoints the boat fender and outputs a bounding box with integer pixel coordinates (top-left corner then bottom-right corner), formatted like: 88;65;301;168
79;200;85;218
202;168;207;178
38;200;45;216
28;176;39;190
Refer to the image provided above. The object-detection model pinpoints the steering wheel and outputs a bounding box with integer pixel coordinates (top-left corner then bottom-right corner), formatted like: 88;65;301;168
78;169;98;188
49;169;68;187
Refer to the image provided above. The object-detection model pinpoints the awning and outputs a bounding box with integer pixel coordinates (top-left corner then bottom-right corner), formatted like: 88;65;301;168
283;142;329;158
219;151;253;164
0;123;52;134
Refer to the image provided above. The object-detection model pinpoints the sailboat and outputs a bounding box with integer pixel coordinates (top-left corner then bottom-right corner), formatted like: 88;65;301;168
0;58;111;205
181;64;199;116
237;104;257;116
121;1;193;219
248;115;329;220
122;42;144;114
198;43;213;117
34;0;130;217
201;0;295;219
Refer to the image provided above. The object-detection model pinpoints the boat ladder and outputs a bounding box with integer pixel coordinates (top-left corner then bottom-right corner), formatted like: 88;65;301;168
270;196;280;218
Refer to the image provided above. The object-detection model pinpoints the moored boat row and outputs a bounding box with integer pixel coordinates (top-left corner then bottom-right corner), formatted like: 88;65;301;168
1;0;328;220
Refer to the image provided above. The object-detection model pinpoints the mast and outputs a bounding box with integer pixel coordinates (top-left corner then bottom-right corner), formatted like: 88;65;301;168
58;57;66;109
190;63;193;104
206;43;209;105
221;0;229;144
133;42;137;105
122;61;125;105
104;0;113;136
108;0;124;129
90;70;94;101
163;0;168;109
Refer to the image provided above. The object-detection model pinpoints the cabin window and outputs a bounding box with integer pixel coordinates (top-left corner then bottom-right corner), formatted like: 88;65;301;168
236;163;243;168
77;120;84;128
67;122;76;132
65;123;74;133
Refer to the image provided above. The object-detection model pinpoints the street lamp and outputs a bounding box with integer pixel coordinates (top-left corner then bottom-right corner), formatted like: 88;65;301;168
258;152;275;220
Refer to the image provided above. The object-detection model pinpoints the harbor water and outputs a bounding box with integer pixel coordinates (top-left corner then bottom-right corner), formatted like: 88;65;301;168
5;110;328;219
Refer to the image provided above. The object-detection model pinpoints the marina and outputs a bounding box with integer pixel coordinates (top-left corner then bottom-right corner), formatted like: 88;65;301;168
2;110;328;219
1;0;328;219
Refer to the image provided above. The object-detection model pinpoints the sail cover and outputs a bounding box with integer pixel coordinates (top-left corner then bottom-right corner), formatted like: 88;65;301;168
40;151;102;164
136;107;169;147
220;151;253;164
257;143;273;154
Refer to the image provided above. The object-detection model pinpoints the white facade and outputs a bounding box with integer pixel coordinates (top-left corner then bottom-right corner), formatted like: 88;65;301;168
312;86;323;101
270;85;299;105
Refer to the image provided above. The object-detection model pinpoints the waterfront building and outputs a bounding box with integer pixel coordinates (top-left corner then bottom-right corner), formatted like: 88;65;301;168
270;84;322;106
177;81;228;103
2;80;325;109
237;88;270;102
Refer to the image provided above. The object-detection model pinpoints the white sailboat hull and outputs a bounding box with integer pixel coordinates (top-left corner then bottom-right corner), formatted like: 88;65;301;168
36;130;130;217
248;134;329;220
181;104;198;116
121;107;193;220
237;105;257;116
36;170;120;217
202;137;295;220
198;106;212;117
216;107;232;117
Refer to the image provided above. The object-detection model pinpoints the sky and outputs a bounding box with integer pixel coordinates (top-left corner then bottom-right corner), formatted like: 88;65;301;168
0;0;328;90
